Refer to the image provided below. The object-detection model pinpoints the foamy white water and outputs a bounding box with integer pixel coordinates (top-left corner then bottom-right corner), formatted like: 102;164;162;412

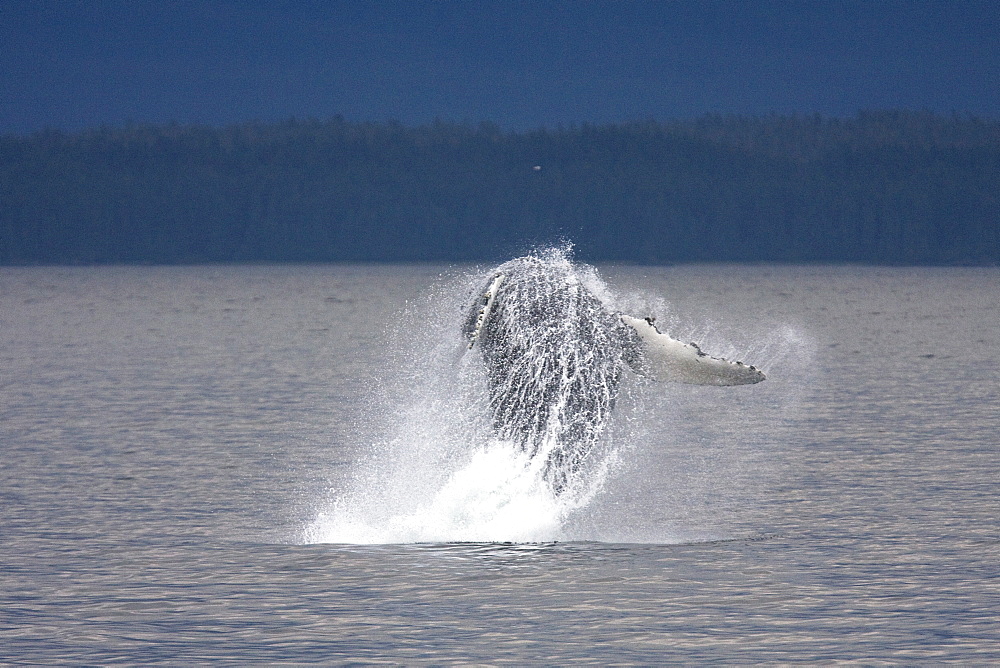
306;444;574;543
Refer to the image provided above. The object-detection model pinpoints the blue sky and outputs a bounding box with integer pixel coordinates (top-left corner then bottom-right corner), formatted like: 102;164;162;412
2;0;998;134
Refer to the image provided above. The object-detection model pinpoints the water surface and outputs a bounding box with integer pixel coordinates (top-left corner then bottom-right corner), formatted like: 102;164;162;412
1;264;998;663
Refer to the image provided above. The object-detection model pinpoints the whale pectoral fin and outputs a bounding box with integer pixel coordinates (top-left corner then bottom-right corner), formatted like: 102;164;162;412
466;273;506;349
620;315;765;386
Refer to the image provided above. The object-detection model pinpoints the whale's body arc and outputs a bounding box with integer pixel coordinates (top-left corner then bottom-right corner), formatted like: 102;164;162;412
463;255;763;491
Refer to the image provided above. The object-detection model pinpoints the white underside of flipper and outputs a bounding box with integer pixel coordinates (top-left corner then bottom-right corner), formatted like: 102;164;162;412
620;315;765;386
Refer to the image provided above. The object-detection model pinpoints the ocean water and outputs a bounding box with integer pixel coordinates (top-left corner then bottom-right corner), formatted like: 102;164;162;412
1;262;998;664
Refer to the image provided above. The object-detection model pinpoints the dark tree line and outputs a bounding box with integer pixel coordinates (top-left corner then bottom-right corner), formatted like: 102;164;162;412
1;111;998;265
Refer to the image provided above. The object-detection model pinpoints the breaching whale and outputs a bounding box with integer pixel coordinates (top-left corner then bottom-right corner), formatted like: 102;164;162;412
463;254;764;492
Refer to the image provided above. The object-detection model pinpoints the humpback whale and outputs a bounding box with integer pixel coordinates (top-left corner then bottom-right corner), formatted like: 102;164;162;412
463;254;764;492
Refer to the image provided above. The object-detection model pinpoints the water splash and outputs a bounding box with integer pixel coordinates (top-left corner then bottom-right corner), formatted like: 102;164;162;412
303;249;799;545
306;444;568;543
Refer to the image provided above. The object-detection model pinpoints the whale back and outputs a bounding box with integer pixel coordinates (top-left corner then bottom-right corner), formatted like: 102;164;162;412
467;256;636;488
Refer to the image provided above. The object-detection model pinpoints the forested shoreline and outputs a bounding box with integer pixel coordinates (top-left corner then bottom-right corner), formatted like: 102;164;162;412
2;112;998;265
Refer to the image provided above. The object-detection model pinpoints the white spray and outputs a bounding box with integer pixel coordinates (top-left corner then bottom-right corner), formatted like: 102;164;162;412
302;248;798;544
